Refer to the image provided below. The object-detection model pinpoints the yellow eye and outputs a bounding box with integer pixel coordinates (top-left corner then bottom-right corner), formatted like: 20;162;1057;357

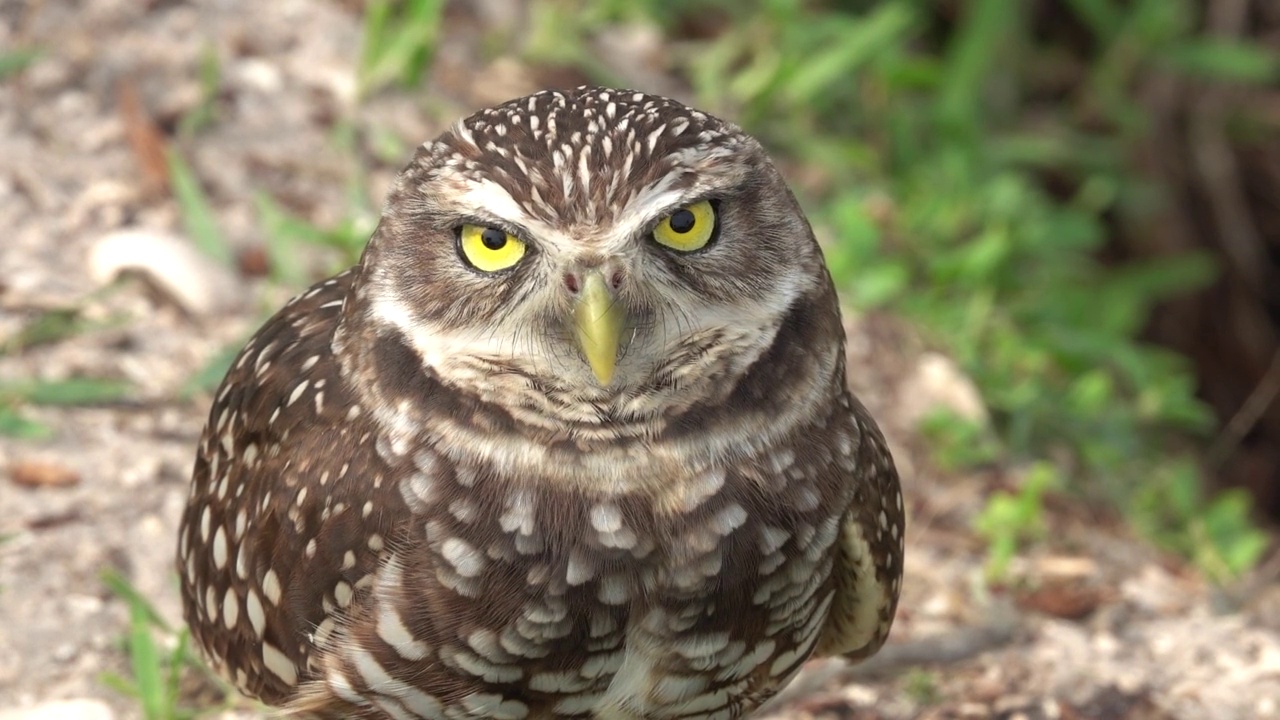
652;200;717;252
458;224;527;273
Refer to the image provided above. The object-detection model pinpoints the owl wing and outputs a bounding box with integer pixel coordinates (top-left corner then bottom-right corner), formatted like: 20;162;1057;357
814;393;904;659
178;270;412;704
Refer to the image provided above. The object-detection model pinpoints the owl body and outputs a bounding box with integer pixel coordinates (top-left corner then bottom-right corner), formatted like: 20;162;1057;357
178;87;902;719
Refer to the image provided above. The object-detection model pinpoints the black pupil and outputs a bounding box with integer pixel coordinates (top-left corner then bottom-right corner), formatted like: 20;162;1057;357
669;208;697;234
480;228;508;250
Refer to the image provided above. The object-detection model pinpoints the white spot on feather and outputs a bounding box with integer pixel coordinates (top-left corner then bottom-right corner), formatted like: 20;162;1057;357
262;642;297;685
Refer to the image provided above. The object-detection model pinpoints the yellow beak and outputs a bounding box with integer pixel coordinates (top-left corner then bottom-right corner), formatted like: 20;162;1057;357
573;273;625;385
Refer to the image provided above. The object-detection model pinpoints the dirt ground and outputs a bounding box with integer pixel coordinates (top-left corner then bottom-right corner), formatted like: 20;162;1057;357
2;2;1279;719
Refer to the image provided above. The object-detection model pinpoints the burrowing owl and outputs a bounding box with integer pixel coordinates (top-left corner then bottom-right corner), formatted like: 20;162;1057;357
178;86;903;719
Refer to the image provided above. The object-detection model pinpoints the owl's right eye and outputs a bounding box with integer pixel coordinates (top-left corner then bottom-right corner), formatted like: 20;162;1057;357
457;224;527;273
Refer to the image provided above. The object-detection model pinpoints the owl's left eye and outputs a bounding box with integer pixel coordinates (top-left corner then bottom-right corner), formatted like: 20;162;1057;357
458;224;527;273
652;200;717;253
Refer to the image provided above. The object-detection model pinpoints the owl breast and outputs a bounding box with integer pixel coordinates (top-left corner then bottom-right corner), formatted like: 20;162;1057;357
310;424;855;720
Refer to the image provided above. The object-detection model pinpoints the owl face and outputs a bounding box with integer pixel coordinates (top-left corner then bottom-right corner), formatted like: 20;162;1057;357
356;88;825;421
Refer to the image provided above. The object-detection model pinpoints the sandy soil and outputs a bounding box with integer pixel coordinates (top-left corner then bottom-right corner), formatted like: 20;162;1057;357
2;2;1278;718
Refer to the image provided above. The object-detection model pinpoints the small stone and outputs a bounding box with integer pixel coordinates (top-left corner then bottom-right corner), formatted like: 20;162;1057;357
51;643;76;662
1034;555;1099;580
898;351;988;426
234;58;284;94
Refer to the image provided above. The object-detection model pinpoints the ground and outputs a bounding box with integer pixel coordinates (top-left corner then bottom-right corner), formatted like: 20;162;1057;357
1;1;1279;719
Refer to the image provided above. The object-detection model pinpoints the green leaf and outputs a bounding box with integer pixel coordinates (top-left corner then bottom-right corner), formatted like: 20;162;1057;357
1167;39;1279;84
102;570;174;633
177;43;222;137
0;49;39;80
181;341;242;400
167;148;232;266
1201;490;1269;577
106;569;172;720
255;193;322;287
128;597;165;720
1062;0;1123;43
848;261;911;308
1;307;86;353
3;378;132;406
99;671;139;699
1067;370;1114;414
166;630;190;715
783;2;916;104
357;0;447;97
937;0;1021;133
0;407;51;438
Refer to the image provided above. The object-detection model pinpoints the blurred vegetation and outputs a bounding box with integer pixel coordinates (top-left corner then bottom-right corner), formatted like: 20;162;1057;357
974;461;1057;580
0;49;40;80
0;300;132;438
358;0;448;98
100;570;232;719
363;0;1267;580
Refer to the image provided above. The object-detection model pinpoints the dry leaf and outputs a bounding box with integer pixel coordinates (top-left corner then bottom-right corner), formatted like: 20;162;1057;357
9;460;81;488
117;78;169;197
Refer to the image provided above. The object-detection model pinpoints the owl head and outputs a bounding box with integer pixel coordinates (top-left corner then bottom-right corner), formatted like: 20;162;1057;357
340;87;838;431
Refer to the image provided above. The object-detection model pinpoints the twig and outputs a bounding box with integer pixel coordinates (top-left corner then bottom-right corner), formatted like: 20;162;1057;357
1190;0;1266;295
1208;348;1280;468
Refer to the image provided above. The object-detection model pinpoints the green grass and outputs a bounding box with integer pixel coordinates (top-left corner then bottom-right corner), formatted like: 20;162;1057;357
167;148;233;267
357;0;447;99
0;291;139;439
100;571;231;720
903;667;941;706
177;43;223;138
0;307;90;354
975;462;1058;581
0;49;39;80
0;375;133;439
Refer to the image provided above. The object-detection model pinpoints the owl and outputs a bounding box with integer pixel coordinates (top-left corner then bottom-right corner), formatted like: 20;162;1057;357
177;86;903;720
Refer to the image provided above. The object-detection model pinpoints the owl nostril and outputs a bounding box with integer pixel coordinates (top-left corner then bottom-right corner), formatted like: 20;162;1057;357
609;271;624;290
564;273;580;294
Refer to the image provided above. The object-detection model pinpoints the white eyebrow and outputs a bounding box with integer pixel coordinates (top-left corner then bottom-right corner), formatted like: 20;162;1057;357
454;179;537;231
446;145;742;256
452;179;583;255
608;146;740;242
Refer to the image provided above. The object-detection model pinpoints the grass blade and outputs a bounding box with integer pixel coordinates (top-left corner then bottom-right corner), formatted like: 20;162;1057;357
166;630;191;714
784;3;917;105
2;378;132;406
180;341;241;400
128;597;165;720
357;0;445;97
1167;38;1279;84
1;307;86;354
102;570;174;633
167;148;232;266
0;49;39;80
937;0;1022;133
0;407;52;439
99;671;139;699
